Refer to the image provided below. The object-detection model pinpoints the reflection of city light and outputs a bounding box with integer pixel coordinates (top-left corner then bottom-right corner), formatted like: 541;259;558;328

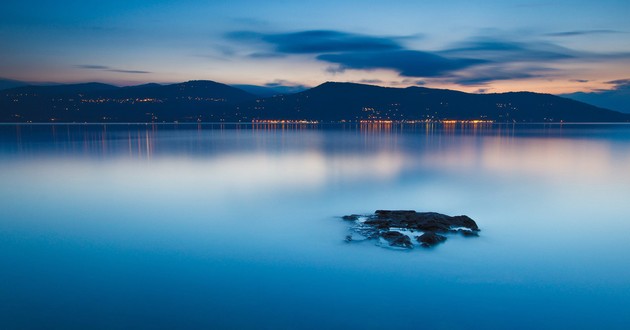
420;136;630;183
252;119;319;124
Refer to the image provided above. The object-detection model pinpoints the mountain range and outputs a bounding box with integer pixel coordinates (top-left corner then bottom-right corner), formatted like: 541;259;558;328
1;80;629;123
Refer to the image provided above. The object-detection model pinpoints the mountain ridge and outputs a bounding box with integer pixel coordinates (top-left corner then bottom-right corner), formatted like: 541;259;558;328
1;80;628;123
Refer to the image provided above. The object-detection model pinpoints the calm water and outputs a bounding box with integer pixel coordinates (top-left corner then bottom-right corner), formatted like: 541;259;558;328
1;123;630;329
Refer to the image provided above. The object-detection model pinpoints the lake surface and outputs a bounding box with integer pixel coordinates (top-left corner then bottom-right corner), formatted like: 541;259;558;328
1;123;630;329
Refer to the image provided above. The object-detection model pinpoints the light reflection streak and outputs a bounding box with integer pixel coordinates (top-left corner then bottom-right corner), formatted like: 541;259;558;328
420;136;630;183
3;124;630;186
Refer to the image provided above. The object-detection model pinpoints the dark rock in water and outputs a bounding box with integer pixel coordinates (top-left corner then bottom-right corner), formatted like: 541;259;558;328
417;232;447;247
363;218;391;229
372;210;479;232
457;229;479;237
340;210;479;250
342;215;360;221
381;231;413;249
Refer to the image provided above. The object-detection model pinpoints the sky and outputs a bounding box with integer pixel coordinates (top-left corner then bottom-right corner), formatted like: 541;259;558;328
1;0;630;94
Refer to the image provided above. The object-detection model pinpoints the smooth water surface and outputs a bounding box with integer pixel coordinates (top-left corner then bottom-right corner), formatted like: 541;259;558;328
1;123;630;329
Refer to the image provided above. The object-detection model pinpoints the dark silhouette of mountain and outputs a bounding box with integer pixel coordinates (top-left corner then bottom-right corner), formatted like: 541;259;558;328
560;85;630;114
1;80;628;122
0;78;28;91
1;80;256;122
0;78;64;91
7;82;119;95
243;82;630;122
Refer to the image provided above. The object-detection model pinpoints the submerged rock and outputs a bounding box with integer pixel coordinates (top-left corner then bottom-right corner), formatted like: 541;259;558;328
340;210;479;250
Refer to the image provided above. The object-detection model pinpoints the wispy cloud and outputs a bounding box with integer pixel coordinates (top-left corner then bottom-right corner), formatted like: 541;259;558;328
357;79;384;84
249;52;287;59
226;29;630;86
545;30;621;37
318;50;484;77
390;78;426;86
264;79;306;88
76;64;150;74
444;65;557;86
228;30;485;78
107;69;151;74
227;30;402;54
606;78;630;87
76;65;110;70
440;37;575;62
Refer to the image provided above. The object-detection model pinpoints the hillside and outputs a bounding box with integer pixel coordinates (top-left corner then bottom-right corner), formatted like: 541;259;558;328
243;82;630;122
0;80;256;122
1;81;628;123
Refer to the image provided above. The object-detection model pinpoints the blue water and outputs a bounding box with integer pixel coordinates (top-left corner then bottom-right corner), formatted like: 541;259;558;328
1;123;630;329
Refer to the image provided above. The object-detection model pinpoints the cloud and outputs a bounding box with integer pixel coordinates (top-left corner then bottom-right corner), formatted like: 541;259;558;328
560;79;630;113
226;29;630;86
107;69;151;74
249;52;287;58
76;65;109;70
357;79;384;84
264;79;306;88
545;30;621;37
228;30;482;78
571;79;590;83
446;64;556;86
406;79;426;86
228;30;402;54
436;35;630;85
76;64;150;74
390;79;426;86
440;38;575;62
453;72;537;86
442;36;630;63
318;50;484;77
606;79;630;88
325;66;346;74
260;79;309;94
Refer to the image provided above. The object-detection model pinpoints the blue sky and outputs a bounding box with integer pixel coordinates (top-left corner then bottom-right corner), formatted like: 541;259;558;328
1;0;629;94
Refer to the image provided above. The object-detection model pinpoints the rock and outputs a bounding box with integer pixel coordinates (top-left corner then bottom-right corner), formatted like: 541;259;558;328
381;231;413;249
450;215;480;231
458;229;479;237
366;211;479;232
417;232;447;247
340;210;479;250
363;218;391;229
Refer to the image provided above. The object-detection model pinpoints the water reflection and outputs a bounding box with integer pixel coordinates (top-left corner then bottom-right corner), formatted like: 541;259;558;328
1;123;630;329
3;123;630;184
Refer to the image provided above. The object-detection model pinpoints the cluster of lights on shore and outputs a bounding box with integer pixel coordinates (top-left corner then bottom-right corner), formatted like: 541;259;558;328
252;119;494;124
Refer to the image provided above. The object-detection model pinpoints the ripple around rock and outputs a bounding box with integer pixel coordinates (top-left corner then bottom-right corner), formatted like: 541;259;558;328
341;210;480;249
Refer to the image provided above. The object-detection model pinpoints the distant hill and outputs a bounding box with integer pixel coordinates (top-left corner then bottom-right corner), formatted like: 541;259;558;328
243;82;630;122
1;80;628;122
7;82;119;95
0;78;28;91
560;87;630;114
1;80;256;122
